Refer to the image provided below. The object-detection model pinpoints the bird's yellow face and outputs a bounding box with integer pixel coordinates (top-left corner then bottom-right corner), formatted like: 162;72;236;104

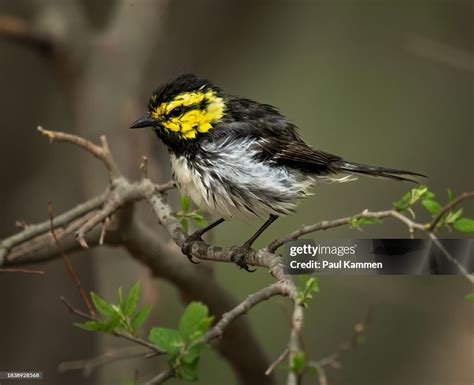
147;88;225;140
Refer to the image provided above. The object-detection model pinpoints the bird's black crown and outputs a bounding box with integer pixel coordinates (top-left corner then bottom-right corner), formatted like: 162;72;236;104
147;73;220;112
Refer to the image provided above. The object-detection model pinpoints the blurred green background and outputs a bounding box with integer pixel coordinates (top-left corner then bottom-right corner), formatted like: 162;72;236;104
0;1;472;385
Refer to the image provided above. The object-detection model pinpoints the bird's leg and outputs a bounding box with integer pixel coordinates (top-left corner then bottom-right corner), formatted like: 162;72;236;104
231;214;279;272
181;218;225;263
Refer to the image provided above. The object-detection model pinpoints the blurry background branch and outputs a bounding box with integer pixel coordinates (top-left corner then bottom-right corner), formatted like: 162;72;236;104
406;36;474;73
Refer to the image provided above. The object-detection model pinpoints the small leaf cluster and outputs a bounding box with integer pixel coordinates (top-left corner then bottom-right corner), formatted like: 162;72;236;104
75;282;151;335
349;216;382;231
392;185;430;212
393;186;474;232
148;302;214;381
295;275;319;306
177;194;208;233
289;351;318;377
290;351;306;374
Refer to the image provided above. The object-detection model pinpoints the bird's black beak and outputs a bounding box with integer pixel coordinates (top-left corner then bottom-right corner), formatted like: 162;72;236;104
130;114;156;129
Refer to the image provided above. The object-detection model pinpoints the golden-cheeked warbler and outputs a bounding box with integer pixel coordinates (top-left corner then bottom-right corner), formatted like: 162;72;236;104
130;74;424;270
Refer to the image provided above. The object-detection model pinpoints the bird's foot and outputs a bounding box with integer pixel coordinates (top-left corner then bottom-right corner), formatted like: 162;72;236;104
230;244;256;272
181;231;203;264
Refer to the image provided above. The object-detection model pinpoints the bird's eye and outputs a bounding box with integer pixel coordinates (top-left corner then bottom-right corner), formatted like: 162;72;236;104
169;107;184;118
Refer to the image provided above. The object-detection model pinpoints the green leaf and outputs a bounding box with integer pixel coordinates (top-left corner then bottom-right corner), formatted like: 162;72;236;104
305;277;319;294
90;292;115;317
444;208;463;225
182;342;207;364
349;217;382;230
180;194;190;213
179;302;213;342
74;320;107;332
412;185;429;200
465;293;474;303
290;351;306;374
421;199;442;215
447;188;455;203
393;185;430;211
74;316;120;332
103;316;121;332
180;218;189;233
131;305;152;331
453;218;474;232
295;276;319;306
192;217;208;229
123;282;141;316
149;327;183;354
118;287;123;306
177;361;199;381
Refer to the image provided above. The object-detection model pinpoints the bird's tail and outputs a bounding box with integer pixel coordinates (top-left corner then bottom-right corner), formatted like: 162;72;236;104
331;160;426;183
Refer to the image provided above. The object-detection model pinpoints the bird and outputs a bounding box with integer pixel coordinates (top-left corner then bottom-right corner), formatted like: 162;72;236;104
130;73;425;270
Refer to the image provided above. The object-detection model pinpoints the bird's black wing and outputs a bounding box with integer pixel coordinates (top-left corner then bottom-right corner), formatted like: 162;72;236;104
209;97;424;181
209;97;341;175
255;138;342;175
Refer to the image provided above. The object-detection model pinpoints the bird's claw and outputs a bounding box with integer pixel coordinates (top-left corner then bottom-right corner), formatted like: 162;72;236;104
181;232;202;264
230;245;256;272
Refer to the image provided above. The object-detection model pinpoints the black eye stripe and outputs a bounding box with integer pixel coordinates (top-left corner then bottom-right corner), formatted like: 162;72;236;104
169;106;184;117
166;103;205;119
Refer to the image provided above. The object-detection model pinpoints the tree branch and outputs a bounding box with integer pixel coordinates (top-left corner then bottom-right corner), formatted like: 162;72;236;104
58;346;148;376
37;126;121;181
267;209;426;252
428;191;474;231
0;14;55;54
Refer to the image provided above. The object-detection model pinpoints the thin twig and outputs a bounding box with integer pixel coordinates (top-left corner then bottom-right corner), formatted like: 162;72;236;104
38;126;120;180
0;267;44;274
428;233;474;284
268;209;425;252
145;368;174;385
58;346;148;376
49;202;95;317
0;192;107;257
308;306;374;382
204;282;287;342
60;297;162;354
265;348;289;376
429;191;474;231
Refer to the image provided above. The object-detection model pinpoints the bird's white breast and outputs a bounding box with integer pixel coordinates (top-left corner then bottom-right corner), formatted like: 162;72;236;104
169;138;314;219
